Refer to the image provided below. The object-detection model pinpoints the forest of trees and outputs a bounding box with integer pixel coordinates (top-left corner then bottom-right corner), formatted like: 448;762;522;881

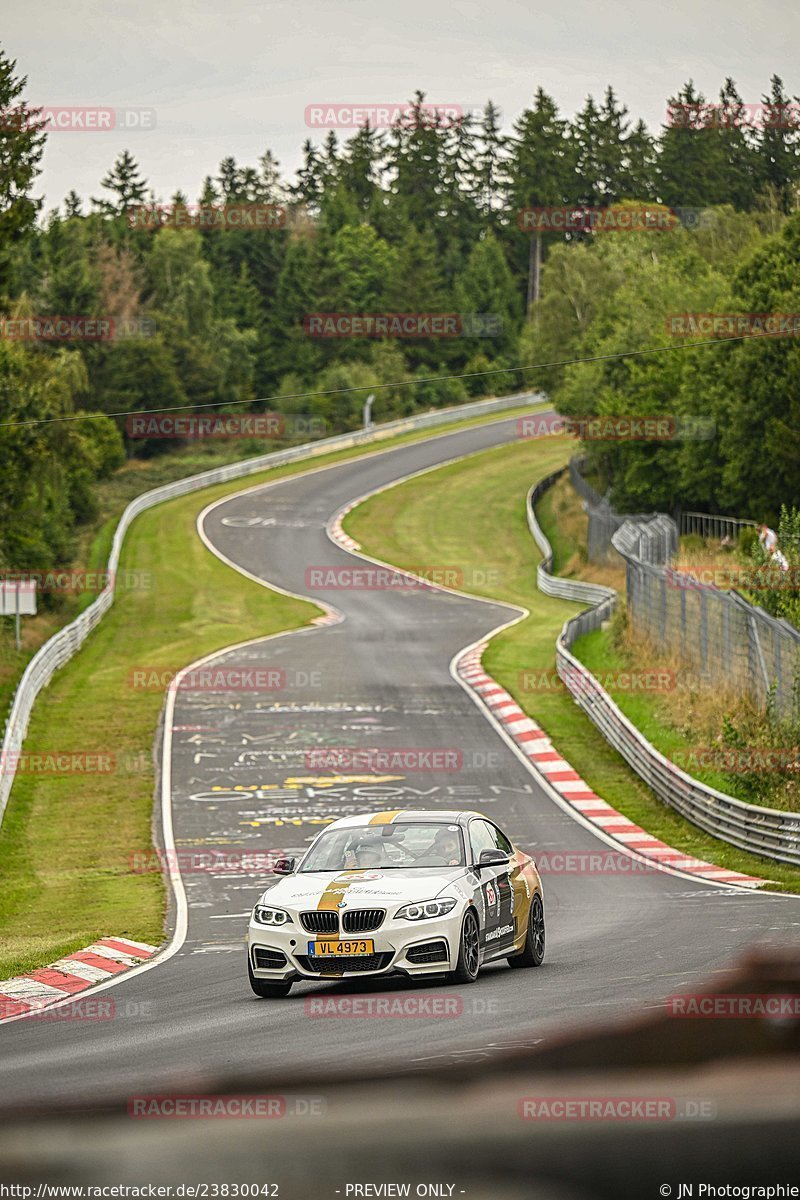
1;40;799;577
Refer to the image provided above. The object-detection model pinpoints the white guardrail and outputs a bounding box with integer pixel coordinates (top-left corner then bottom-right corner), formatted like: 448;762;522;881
0;391;542;828
528;468;800;867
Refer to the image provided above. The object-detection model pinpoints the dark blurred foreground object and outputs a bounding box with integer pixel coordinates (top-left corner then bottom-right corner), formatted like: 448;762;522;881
0;949;798;1199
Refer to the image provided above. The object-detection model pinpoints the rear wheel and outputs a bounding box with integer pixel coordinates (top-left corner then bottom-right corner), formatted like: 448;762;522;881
248;961;293;998
508;895;545;968
450;909;480;984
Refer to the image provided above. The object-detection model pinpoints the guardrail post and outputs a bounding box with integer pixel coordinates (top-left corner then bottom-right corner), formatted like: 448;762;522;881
748;613;771;700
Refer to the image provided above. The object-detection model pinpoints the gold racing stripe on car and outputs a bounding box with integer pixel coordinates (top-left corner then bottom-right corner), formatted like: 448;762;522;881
316;871;364;911
312;871;368;948
510;850;534;944
368;809;403;825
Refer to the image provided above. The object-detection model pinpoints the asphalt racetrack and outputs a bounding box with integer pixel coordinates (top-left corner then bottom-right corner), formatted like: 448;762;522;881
3;412;799;1108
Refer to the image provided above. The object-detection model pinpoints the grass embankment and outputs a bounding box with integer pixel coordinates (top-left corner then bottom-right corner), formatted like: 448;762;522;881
0;400;545;978
345;438;800;893
543;476;800;813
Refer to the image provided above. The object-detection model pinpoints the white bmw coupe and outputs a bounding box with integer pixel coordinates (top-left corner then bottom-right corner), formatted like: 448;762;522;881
246;809;545;997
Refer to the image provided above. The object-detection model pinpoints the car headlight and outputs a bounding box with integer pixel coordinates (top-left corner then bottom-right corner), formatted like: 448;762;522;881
253;905;292;926
396;898;457;921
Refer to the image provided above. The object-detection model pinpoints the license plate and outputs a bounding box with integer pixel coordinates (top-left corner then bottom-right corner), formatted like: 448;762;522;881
308;939;374;956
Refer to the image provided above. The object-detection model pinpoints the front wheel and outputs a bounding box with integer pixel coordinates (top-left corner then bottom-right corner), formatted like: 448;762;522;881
508;894;545;968
248;961;293;998
450;909;480;984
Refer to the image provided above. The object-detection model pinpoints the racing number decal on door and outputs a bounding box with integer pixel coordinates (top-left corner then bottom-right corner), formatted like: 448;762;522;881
482;871;515;950
469;819;516;952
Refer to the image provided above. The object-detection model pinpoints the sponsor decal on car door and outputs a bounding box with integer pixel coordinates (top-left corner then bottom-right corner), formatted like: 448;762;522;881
468;819;516;952
481;867;515;950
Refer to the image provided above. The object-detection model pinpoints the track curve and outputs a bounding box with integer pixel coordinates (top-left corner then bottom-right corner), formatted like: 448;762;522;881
2;412;799;1109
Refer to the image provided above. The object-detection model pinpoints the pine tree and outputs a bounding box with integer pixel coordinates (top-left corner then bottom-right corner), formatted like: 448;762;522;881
573;87;631;205
198;176;219;206
472;101;507;222
386;91;450;231
63;190;82;218
267;233;324;383
756;75;800;213
715;78;760;210
454;230;521;357
439;111;483;270
505;87;578;310
338;124;385;214
292;139;325;210
217;156;240;200
94;150;147;214
257;150;284;202
321;132;340;191
0;48;47;297
658;81;728;207
621;120;657;199
382;226;447;311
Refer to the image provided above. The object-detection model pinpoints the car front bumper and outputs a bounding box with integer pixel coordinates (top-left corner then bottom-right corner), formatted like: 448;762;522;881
246;908;466;982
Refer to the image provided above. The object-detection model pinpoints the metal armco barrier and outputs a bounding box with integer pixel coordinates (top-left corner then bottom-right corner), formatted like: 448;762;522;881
570;456;798;716
0;391;541;827
526;472;615;607
681;510;758;541
529;468;800;867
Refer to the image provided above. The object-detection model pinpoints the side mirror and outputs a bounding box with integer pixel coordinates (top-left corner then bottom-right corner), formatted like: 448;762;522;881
477;849;510;869
272;857;295;875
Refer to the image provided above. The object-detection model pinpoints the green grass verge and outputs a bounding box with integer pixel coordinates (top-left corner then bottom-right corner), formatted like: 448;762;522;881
345;438;800;893
0;400;546;979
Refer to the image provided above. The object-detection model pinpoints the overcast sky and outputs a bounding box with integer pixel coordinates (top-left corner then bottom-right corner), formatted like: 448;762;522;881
5;0;800;211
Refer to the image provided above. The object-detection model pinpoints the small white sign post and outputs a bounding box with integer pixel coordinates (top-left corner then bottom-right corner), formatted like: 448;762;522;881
363;393;376;431
0;580;37;651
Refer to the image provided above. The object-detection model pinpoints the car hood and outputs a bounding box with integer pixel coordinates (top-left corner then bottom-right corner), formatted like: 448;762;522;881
257;867;469;909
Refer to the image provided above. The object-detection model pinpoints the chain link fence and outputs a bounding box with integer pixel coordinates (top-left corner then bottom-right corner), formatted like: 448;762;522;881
570;456;799;717
529;468;800;866
619;546;800;719
570;456;673;562
680;511;758;541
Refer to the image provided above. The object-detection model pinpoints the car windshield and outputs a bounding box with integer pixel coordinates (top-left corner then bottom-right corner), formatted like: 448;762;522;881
300;822;466;871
